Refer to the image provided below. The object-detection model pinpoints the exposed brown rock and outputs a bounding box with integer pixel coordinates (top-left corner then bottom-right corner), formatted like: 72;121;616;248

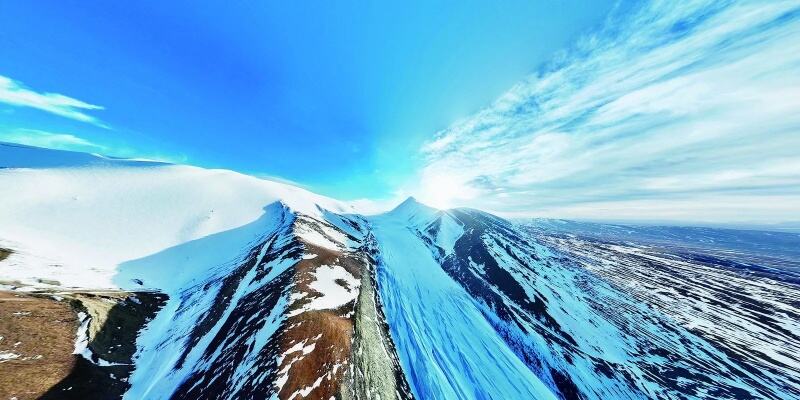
275;237;362;399
0;290;167;400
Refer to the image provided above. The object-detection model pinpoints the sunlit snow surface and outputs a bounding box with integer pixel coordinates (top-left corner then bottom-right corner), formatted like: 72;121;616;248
0;142;352;291
369;201;800;399
304;265;360;311
369;207;556;399
2;144;799;399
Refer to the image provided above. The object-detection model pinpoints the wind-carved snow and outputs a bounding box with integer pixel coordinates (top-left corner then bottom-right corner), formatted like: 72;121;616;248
306;265;360;311
294;214;360;253
534;232;800;398
431;213;464;256
123;208;298;399
295;223;346;252
368;203;557;400
427;210;800;400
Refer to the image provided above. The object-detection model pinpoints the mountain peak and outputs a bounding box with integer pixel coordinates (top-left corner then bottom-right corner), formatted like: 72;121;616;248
391;196;434;212
397;196;422;207
386;196;440;225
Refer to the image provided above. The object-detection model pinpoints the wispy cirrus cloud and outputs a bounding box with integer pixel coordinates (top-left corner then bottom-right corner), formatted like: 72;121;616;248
416;0;800;223
0;75;107;127
0;127;190;164
0;128;107;153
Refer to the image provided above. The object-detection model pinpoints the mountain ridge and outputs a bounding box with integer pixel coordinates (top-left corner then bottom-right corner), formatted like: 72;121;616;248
1;144;798;399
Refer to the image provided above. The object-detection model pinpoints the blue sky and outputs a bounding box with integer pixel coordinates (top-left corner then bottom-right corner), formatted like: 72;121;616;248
2;1;799;223
0;1;613;197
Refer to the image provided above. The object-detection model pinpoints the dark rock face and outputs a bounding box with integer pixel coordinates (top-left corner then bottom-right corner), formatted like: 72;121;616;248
407;210;799;400
528;226;800;400
33;291;168;400
14;202;795;400
133;206;411;400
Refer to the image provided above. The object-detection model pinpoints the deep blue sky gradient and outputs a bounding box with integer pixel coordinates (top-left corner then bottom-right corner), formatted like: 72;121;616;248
0;1;614;199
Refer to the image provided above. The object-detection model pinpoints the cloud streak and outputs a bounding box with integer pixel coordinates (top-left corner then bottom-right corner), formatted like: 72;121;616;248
416;0;800;223
0;75;107;127
0;128;107;153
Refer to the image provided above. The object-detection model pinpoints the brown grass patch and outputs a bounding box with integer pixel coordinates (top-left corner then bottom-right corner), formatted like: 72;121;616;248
276;237;364;399
277;310;353;399
0;290;167;400
0;291;77;400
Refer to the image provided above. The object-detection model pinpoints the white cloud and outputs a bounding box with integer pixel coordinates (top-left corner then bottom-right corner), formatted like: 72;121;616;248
0;128;107;153
415;0;800;223
0;75;107;127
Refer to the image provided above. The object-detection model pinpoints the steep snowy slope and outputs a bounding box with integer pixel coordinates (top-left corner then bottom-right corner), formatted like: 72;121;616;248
369;201;798;399
522;223;800;399
0;143;411;399
367;199;556;399
2;143;798;399
125;205;411;399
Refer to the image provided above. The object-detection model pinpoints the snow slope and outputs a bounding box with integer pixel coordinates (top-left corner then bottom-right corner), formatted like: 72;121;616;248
0;142;352;291
426;209;799;399
530;228;800;399
3;144;798;400
1;143;411;400
369;200;557;399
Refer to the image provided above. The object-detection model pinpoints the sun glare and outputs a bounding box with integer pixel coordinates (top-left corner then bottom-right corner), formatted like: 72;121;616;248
417;171;477;209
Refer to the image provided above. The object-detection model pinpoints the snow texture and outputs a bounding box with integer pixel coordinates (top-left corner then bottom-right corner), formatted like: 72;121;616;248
0;142;352;291
3;145;798;400
305;265;360;311
368;201;557;399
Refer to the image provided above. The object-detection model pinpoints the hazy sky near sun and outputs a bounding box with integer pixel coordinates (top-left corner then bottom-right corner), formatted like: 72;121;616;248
0;0;613;195
1;1;799;223
413;0;800;223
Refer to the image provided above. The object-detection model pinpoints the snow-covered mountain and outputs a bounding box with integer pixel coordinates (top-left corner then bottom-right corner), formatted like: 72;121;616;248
1;143;798;399
0;142;353;290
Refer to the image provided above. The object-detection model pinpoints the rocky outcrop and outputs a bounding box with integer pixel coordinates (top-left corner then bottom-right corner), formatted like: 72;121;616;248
125;205;410;399
344;232;413;400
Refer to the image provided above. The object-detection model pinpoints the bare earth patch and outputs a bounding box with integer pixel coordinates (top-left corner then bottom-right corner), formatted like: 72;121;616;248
0;291;76;400
0;290;167;400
